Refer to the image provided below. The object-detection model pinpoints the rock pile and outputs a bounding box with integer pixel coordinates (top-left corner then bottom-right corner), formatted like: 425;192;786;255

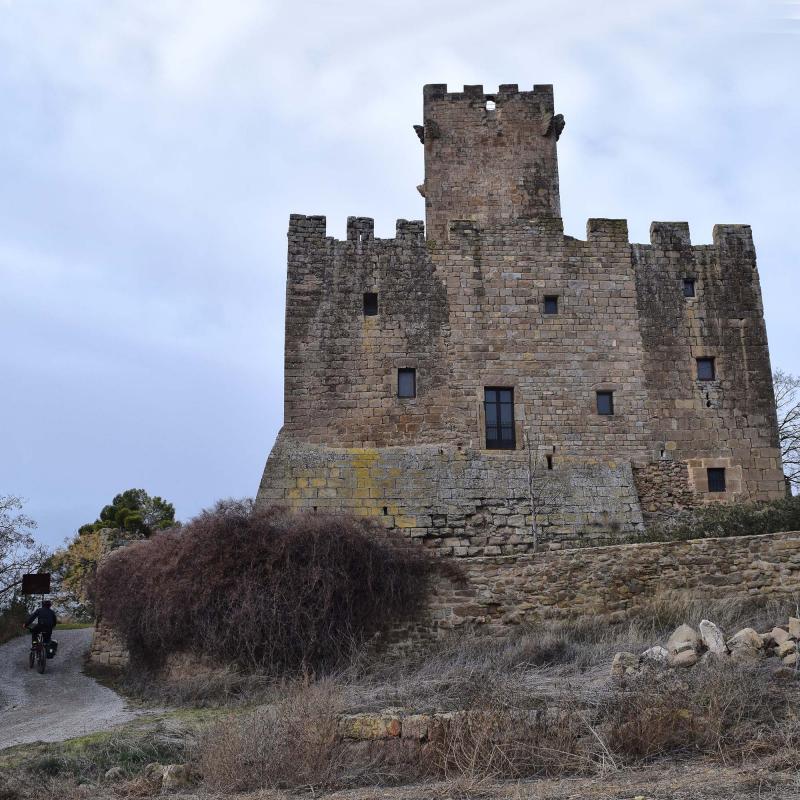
612;617;800;677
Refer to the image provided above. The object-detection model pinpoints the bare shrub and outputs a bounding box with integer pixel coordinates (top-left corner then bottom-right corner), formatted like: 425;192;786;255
93;502;431;674
197;678;361;791
603;661;786;761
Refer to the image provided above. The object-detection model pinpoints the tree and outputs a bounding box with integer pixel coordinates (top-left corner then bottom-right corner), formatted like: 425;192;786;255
774;370;800;493
0;495;46;605
81;488;176;537
51;488;177;616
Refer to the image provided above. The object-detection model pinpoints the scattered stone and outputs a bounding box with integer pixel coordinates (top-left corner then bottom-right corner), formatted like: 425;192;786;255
763;627;789;648
640;645;669;666
777;640;797;659
104;767;125;782
782;652;798;667
789;617;800;639
669;649;699;668
611;651;639;678
161;764;195;791
667;624;700;654
727;628;763;661
143;762;164;785
699;619;727;654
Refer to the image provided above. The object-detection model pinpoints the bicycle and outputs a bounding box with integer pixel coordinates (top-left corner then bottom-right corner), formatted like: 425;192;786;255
28;631;47;674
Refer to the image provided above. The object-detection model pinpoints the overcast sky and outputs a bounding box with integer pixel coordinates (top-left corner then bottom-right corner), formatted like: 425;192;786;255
1;0;798;548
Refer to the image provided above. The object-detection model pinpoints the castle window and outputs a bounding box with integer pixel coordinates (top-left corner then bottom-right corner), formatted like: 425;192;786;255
397;368;416;398
683;278;695;298
697;357;716;381
484;387;515;449
546;454;554;470
707;467;726;493
485;99;496;111
363;292;378;316
596;391;614;415
543;295;559;315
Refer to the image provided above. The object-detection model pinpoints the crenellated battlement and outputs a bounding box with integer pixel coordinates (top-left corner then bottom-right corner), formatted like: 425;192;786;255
423;82;554;107
287;214;426;246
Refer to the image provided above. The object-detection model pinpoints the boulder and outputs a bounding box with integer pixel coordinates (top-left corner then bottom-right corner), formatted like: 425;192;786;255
789;617;800;639
640;645;670;666
727;628;763;661
777;640;797;659
764;627;789;648
699;619;727;654
782;652;798;667
611;651;639;678
667;624;700;654
161;764;195;791
670;649;699;668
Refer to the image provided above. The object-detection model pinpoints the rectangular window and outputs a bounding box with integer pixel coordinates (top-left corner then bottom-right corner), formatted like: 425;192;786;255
596;391;614;415
683;278;695;298
397;368;416;398
484;387;515;449
707;467;726;493
543;295;559;315
363;292;378;316
697;357;716;381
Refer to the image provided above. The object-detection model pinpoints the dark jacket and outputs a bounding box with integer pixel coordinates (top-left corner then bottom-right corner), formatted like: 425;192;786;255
26;606;57;629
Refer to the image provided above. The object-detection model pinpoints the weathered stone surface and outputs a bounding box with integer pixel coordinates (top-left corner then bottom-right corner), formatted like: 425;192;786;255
727;628;763;661
781;652;798;666
667;624;701;654
777;640;797;659
789;617;800;639
699;620;727;654
338;713;402;740
641;645;669;665
764;627;790;647
611;651;639;677
161;764;195;791
104;767;125;782
670;649;699;668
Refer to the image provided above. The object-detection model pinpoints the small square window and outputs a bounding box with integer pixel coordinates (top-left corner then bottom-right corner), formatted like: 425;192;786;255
596;391;614;415
363;292;378;316
397;368;416;398
683;278;695;298
697;357;716;381
543;295;559;315
707;467;726;493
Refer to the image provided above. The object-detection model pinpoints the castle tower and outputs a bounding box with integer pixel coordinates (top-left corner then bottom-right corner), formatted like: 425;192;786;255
419;84;564;242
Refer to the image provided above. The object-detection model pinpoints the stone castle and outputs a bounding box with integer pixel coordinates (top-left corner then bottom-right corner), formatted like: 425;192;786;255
257;83;785;556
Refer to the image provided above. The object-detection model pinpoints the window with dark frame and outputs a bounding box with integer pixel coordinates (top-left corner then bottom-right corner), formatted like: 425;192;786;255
363;292;378;316
596;391;614;415
397;368;416;398
484;387;515;449
707;467;726;493
683;278;695;298
697;357;716;381
543;295;559;315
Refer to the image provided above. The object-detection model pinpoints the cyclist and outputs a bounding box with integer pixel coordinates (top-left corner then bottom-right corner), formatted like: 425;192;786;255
24;599;58;646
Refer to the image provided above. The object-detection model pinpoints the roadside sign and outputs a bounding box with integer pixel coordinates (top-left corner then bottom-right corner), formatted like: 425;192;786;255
21;573;51;595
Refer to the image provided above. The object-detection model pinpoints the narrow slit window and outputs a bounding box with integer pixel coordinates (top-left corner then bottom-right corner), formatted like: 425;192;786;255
596;391;614;416
397;368;416;398
707;467;726;493
543;295;559;315
484;387;515;449
683;278;695;298
546;454;554;470
363;292;378;316
697;357;716;381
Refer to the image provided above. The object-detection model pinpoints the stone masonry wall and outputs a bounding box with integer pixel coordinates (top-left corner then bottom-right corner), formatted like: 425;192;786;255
422;530;800;635
88;620;129;669
259;436;645;553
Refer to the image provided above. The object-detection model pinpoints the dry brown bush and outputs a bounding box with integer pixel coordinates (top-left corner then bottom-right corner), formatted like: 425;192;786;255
603;661;788;762
93;501;432;674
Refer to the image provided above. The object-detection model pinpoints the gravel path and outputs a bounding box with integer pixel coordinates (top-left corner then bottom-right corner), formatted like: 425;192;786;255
0;628;142;750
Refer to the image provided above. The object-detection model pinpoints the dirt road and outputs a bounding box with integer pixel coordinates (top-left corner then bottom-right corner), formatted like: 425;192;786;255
0;628;142;750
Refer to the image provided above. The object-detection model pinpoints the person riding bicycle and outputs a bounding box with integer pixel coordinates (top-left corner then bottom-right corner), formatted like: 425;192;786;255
24;599;58;646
